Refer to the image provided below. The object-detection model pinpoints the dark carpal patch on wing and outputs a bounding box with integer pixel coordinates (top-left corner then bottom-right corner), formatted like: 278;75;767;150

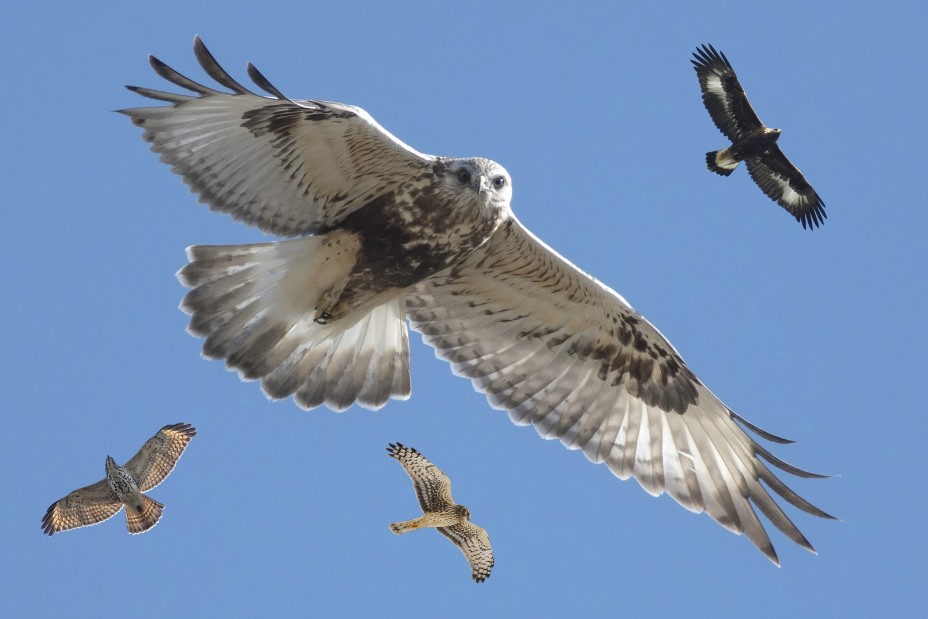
238;105;357;211
444;220;701;414
515;313;699;414
587;339;697;415
241;104;353;138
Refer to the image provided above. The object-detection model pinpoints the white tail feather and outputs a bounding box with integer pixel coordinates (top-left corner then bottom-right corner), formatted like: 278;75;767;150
178;235;411;411
706;148;739;176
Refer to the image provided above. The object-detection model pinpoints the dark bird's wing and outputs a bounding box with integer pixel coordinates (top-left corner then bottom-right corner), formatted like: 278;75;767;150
42;480;122;535
387;443;455;512
407;218;834;565
691;44;765;141
120;36;434;237
437;522;494;583
746;146;827;229
124;423;197;492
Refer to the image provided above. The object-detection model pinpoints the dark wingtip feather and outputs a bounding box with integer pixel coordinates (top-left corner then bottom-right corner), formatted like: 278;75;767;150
147;54;172;78
759;541;781;567
799;196;827;230
193;37;252;95
698;44;732;69
798;207;823;230
163;422;198;438
147;53;221;96
247;62;291;101
754;443;832;479
760;467;838;521
41;504;56;535
730;410;795;444
123;85;194;104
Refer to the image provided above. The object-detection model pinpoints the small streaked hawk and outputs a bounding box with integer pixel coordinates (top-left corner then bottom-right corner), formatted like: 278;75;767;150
387;443;493;583
42;423;196;535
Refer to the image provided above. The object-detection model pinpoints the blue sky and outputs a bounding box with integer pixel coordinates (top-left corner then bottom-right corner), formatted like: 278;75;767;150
3;1;925;616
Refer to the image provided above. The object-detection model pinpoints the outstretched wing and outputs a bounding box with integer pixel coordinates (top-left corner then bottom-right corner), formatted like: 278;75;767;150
437;521;494;583
407;218;834;565
42;480;122;535
124;423;197;492
691;44;765;142
387;443;455;512
121;36;434;237
746;146;827;229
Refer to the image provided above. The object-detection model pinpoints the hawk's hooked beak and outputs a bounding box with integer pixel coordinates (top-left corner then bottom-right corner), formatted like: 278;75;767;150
478;175;490;196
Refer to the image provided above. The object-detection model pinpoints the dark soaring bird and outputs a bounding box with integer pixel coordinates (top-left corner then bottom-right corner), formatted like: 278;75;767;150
123;37;832;565
691;44;826;229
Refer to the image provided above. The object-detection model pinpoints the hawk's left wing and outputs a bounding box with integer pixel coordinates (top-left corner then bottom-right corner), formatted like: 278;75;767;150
746;145;827;229
125;423;197;492
408;218;833;565
437;521;494;583
42;480;122;535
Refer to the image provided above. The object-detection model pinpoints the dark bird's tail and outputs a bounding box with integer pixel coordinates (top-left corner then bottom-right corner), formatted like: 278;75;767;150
706;148;739;176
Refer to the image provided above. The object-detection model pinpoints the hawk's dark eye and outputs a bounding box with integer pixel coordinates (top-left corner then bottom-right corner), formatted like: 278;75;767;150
493;176;507;189
457;169;472;185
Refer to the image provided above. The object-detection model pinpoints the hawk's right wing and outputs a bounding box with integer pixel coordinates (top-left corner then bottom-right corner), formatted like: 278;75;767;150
691;44;765;142
386;443;455;512
125;423;197;492
746;145;827;229
121;36;435;237
42;480;122;535
408;217;833;565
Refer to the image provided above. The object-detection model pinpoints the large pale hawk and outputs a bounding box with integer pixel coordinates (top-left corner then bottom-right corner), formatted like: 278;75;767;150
387;443;493;583
123;38;832;564
43;423;196;535
692;44;827;229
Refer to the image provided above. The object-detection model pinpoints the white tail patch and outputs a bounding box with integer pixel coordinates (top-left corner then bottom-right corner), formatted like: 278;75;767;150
706;148;739;176
178;233;410;411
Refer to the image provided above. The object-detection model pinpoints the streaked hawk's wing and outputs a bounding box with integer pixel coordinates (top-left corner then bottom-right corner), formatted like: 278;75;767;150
120;36;435;237
42;480;122;535
124;423;197;492
408;217;833;565
387;443;455;512
746;145;827;229
691;44;765;141
437;522;494;583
